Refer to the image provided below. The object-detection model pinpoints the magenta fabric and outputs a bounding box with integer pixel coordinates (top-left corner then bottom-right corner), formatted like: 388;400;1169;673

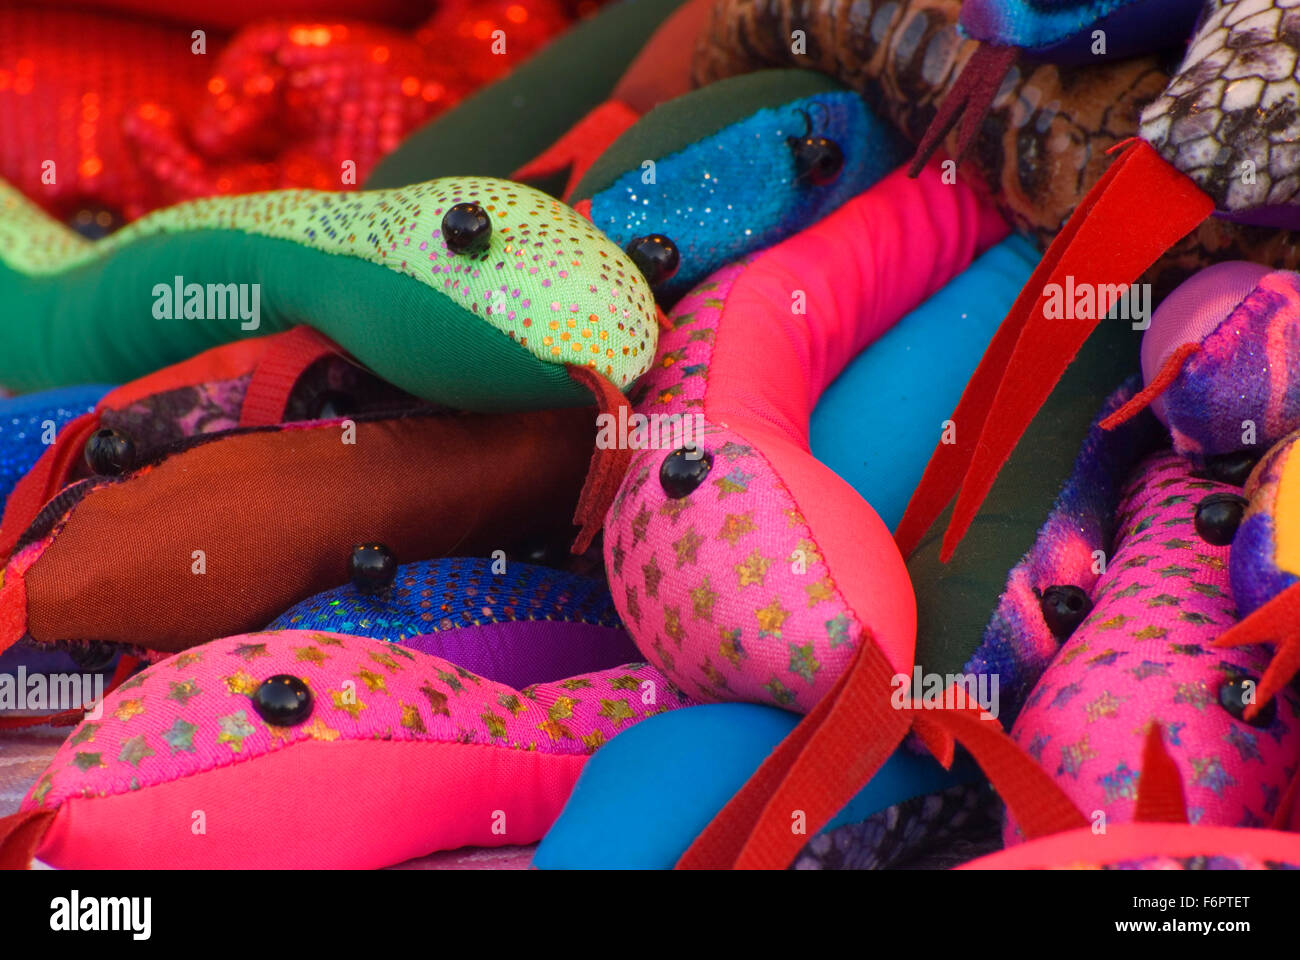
604;163;1007;711
1008;452;1300;841
21;629;695;868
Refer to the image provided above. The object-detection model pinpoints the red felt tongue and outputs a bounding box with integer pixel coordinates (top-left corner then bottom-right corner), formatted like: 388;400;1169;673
907;43;1018;178
896;140;1214;561
1214;582;1300;720
1134;723;1188;824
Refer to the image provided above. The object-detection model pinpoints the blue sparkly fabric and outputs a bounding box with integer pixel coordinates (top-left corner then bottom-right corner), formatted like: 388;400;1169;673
959;0;1203;61
588;91;908;302
0;384;110;505
265;556;624;641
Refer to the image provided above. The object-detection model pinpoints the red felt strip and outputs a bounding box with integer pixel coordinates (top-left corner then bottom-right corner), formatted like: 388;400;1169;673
677;637;911;869
1134;723;1188;823
238;326;345;427
511;100;642;201
0;808;54;870
911;705;1087;840
0;411;101;565
939;142;1213;561
566;365;631;555
1214;582;1300;720
1099;342;1200;430
893;139;1149;556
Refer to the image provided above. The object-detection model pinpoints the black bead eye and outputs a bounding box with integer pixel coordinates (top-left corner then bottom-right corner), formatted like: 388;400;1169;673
68;641;117;673
788;135;844;187
441;202;492;253
625;235;680;288
1205;451;1259;487
313;390;355;420
67;205;123;240
660;446;712;499
1194;493;1248;546
251;674;313;726
1218;674;1275;727
1039;585;1092;639
350;543;397;592
84;428;135;476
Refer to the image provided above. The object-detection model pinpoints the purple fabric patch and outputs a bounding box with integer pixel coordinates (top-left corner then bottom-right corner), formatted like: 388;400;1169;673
401;620;642;690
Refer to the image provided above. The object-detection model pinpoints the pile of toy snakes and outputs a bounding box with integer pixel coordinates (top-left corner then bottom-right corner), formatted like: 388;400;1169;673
4;0;1300;872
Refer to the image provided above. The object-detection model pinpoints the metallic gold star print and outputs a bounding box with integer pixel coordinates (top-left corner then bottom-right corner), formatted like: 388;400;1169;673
162;718;197;754
69;722;99;746
498;693;526;715
482;710;508;740
419;681;450;717
368;649;403;672
217;711;257;752
356;668;388;693
400;702;426;733
610;542;626;576
222;670;259;696
538;718;574;741
560;677;593;690
719;628;744;667
672;527;704;568
582;729;607;753
230;642;269;661
784;508;805;528
300;716;340;741
717;513;756;545
436;670;464;694
764;676;795;706
653;638;676;673
32;775;52;807
643;554;663;598
664;606;685;644
756;598;790;636
691;576;718;621
173;651;203;669
788;643;820;684
549;696;579;721
795;538;821;564
1058;644;1090;666
1084;690;1127;723
609;675;640;691
713;468;753;499
717;441;752;461
166;679;201;706
331;689;368;719
658;497;691;522
631;504;653;547
735;549;771;588
293;646;328;666
597;698;636;727
311;633;346;646
700;658;729;691
625;584;642;623
805;578;834;606
71;751;104;772
113;698;145;722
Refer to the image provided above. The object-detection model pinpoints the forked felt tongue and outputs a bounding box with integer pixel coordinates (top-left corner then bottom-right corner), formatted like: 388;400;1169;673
1214;582;1300;720
1099;341;1200;430
1133;722;1188;823
0;808;55;870
907;43;1018;178
897;140;1214;562
566;365;634;555
510;100;642;202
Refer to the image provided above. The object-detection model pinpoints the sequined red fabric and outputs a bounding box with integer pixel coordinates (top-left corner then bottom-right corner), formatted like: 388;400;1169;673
1;0;585;224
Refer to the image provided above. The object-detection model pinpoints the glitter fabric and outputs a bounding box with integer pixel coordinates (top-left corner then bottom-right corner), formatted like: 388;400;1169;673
0;175;657;395
268;557;625;641
0;384;109;504
588;90;908;302
0;2;587;222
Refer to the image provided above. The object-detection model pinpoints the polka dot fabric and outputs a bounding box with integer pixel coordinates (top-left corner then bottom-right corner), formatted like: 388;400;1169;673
267;557;624;641
0;175;657;388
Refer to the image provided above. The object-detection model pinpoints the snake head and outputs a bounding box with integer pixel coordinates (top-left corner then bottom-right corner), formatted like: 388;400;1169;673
1139;0;1300;224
